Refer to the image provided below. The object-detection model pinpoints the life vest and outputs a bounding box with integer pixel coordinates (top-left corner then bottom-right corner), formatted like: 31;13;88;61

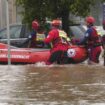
52;30;70;46
31;32;46;48
88;27;102;47
36;33;46;41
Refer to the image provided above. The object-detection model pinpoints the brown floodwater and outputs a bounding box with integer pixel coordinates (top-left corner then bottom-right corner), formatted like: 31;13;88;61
0;61;105;105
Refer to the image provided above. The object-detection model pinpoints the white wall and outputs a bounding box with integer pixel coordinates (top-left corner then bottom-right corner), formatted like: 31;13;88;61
90;0;103;25
0;0;21;29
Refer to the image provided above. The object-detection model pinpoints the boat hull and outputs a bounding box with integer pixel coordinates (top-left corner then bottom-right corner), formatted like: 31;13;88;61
0;43;88;64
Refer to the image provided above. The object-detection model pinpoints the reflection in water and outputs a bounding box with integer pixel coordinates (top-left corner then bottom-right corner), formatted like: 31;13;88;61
0;64;105;105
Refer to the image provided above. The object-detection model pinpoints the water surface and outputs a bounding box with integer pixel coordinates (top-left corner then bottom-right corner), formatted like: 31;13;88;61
0;63;105;105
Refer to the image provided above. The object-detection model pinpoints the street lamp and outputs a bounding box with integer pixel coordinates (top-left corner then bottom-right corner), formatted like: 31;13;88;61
6;0;11;65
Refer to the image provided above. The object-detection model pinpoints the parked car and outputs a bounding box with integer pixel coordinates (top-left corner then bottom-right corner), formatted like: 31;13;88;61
0;23;85;47
0;24;30;47
70;24;85;39
69;24;85;44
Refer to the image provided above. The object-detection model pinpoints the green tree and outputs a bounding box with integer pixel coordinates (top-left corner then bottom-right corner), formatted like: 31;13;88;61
49;0;94;34
16;0;103;34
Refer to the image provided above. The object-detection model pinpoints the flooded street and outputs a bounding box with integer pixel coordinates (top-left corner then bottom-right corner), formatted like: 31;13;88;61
0;63;105;105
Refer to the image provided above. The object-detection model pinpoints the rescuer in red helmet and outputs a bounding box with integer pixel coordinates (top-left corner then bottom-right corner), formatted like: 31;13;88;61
32;20;39;31
44;19;70;65
20;20;40;48
78;16;102;65
20;19;46;48
28;20;40;48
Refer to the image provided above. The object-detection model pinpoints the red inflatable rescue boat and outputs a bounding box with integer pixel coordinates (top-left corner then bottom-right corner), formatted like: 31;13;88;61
0;43;88;64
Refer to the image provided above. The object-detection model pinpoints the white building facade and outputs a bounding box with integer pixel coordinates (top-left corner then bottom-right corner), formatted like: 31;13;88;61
0;0;21;29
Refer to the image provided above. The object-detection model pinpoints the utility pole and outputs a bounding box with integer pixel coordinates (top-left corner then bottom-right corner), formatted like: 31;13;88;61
6;0;11;66
0;0;3;28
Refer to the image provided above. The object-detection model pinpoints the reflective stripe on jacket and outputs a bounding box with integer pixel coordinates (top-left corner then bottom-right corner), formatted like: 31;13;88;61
44;29;70;52
36;33;46;41
51;29;70;45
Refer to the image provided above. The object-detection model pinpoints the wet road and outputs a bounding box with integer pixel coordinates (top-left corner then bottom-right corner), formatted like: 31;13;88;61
0;63;105;105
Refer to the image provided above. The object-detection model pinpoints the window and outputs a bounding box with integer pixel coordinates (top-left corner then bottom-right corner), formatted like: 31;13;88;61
0;25;22;39
69;25;85;39
10;25;22;38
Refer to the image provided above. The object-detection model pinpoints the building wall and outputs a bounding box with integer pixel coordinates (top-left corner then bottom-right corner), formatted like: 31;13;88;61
9;0;16;24
0;0;20;29
90;0;103;25
0;0;6;29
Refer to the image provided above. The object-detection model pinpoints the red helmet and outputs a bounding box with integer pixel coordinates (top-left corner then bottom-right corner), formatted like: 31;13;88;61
85;16;95;24
32;20;39;30
51;19;61;26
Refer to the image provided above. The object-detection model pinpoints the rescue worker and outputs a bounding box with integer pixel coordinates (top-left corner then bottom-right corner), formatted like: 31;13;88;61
78;16;102;64
28;19;40;48
29;20;46;48
44;19;70;65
